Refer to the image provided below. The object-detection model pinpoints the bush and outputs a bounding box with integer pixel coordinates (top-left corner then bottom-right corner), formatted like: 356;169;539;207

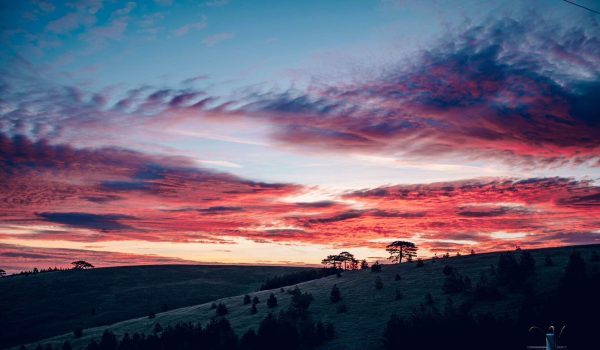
330;284;341;303
243;294;251;305
253;296;260;305
395;273;401;281
371;261;382;273
416;259;424;267
336;304;347;313
250;304;258;314
375;276;384;290
216;302;228;316
267;293;278;308
73;328;83;338
443;264;453;275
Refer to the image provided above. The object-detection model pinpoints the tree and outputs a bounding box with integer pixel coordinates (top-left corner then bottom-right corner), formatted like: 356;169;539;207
216;302;228;316
386;241;417;263
243;294;252;305
253;295;260;305
153;322;162;334
330;284;341;303
371;261;382;272
360;259;369;269
71;260;94;269
0;268;6;277
416;258;424;267
73;328;83;338
267;293;278;308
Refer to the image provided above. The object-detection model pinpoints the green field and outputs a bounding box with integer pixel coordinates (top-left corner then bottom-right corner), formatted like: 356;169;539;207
0;264;304;349
6;244;600;350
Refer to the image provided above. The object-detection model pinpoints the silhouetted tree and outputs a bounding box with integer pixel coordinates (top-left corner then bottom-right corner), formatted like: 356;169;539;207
416;258;424;267
153;322;162;334
470;249;476;255
330;284;341;303
386;241;417;263
0;268;6;277
216;302;228;316
99;330;117;350
73;328;83;338
360;259;369;269
371;261;382;272
375;276;384;290
267;293;278;308
243;294;251;305
71;260;94;269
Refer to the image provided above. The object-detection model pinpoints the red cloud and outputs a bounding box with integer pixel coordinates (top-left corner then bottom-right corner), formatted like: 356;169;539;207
1;135;599;267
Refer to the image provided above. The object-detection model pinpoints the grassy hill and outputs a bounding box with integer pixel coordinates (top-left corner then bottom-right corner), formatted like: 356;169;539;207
8;244;600;350
0;264;305;349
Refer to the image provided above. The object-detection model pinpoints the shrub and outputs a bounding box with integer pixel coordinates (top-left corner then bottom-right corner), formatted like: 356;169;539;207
243;294;251;305
416;259;424;267
395;273;401;281
375;276;384;290
336;304;347;313
371;261;382;273
216;302;228;316
443;264;453;275
253;295;260;304
330;284;342;303
73;328;83;338
250;303;258;314
267;293;278;308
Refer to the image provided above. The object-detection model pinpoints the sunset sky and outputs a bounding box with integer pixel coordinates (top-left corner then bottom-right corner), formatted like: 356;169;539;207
1;0;599;273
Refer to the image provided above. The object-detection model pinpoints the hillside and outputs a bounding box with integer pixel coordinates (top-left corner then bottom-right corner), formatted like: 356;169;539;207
0;264;305;349
10;244;600;350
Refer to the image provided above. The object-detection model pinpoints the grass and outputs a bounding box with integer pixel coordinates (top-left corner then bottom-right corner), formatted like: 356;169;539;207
0;264;305;349
7;244;600;350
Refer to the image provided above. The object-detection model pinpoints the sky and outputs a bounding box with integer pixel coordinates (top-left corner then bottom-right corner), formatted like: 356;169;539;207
1;0;599;273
